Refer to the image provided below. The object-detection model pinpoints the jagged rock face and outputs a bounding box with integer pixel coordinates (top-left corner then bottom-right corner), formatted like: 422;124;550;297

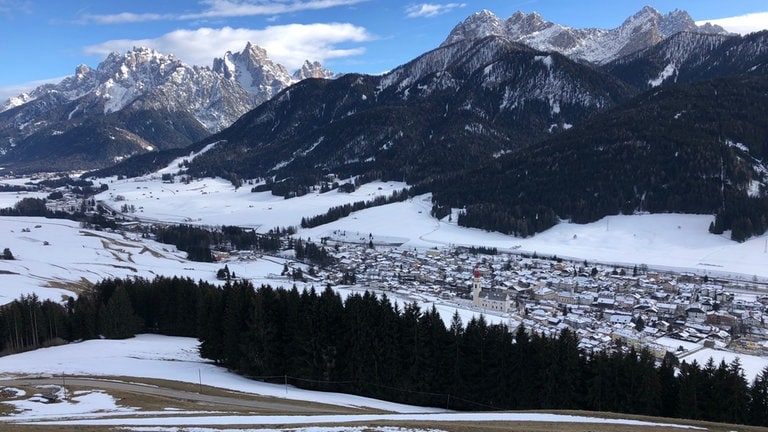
212;42;293;106
442;6;730;65
293;60;336;80
10;47;256;131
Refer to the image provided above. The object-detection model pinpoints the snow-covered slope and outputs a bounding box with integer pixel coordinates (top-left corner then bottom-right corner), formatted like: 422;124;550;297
442;7;730;65
0;336;707;428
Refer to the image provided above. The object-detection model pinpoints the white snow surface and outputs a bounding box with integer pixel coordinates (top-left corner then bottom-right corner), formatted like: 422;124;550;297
649;63;677;87
0;335;700;428
29;412;704;429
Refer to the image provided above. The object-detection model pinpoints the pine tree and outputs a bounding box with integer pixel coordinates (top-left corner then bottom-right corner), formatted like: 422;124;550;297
749;366;768;425
100;286;142;339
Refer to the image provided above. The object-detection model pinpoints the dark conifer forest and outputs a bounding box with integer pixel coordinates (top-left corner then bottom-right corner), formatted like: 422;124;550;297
2;276;768;426
425;74;768;240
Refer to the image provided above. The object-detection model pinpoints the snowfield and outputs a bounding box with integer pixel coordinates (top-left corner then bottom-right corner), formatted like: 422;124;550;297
0;337;701;430
0;335;441;414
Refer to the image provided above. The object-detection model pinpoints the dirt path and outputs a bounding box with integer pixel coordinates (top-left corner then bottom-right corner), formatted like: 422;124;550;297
1;377;359;414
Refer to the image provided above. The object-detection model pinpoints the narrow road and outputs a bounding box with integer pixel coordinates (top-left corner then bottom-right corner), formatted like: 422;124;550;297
2;377;357;414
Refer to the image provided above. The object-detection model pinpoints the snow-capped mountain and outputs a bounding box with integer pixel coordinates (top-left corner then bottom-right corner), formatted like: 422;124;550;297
293;60;336;81
212;42;294;107
442;6;730;65
87;7;768;241
212;43;336;105
0;44;332;173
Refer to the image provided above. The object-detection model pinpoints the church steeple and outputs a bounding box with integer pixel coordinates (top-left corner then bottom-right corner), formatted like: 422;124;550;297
472;264;482;306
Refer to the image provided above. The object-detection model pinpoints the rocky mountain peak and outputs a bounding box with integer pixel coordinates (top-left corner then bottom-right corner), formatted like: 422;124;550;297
241;42;272;66
441;9;504;46
75;64;92;77
212;43;292;103
97;47;178;77
505;11;549;36
293;60;336;80
441;6;730;64
620;6;697;38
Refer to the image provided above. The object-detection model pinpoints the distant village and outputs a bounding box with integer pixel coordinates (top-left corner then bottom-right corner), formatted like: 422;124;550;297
294;230;768;363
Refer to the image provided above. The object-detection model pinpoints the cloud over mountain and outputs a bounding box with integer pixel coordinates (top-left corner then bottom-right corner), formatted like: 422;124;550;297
83;24;373;72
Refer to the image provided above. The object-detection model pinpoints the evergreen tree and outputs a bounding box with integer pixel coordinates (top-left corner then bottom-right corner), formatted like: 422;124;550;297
100;285;142;339
750;366;768;425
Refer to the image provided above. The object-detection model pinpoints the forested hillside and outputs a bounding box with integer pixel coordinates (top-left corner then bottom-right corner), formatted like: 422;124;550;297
427;73;768;240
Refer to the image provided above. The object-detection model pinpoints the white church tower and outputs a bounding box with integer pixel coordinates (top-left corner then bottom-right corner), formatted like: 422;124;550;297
472;264;482;306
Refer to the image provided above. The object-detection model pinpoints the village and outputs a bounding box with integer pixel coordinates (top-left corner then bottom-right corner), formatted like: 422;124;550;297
300;231;768;364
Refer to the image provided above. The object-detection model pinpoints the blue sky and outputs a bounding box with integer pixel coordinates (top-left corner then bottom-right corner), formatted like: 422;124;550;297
1;0;767;100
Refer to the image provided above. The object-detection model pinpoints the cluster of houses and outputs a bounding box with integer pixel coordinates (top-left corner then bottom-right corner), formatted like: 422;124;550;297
326;238;768;360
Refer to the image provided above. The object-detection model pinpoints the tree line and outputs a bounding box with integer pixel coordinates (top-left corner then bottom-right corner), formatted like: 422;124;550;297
153;224;284;262
0;197;117;230
2;276;768;425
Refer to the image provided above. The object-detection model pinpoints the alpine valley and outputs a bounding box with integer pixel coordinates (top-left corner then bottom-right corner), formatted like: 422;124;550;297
4;6;768;240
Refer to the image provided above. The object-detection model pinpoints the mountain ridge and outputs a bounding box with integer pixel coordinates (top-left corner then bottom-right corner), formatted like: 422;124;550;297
442;6;730;65
0;43;333;173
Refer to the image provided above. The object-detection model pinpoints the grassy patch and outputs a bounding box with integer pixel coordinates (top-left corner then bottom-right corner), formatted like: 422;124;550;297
44;277;92;293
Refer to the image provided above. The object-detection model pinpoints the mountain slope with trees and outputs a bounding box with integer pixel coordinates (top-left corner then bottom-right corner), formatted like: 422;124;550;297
168;36;635;188
604;30;768;90
84;12;768;240
427;73;768;240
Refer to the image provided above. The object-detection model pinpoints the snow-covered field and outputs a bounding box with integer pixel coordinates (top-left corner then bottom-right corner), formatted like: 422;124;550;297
0;335;438;414
2;170;768;428
5;170;765;305
0;215;293;305
0;335;701;430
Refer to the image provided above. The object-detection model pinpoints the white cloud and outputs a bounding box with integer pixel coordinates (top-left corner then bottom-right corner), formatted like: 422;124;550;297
79;0;367;24
79;12;169;25
696;11;768;35
405;2;465;18
82;24;373;71
0;76;66;103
